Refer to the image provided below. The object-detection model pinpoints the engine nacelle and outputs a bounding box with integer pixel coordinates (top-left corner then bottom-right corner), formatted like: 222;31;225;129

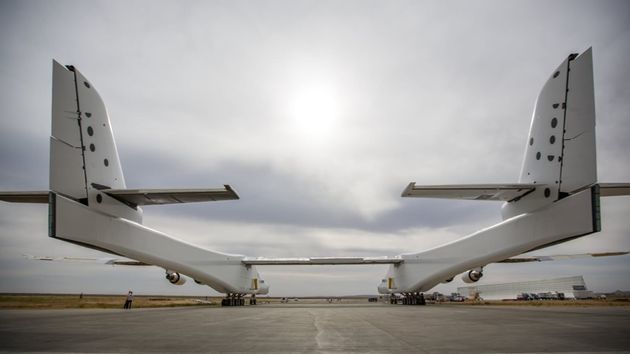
166;272;186;285
461;269;483;283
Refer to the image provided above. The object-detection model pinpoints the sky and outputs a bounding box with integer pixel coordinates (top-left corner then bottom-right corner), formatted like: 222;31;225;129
0;0;629;297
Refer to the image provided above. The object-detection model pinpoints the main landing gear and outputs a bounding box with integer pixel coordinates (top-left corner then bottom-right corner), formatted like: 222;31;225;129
390;292;425;305
221;294;256;306
221;294;244;306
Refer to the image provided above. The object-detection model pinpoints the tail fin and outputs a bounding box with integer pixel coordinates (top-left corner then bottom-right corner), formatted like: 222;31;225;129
50;60;141;222
45;62;255;295
505;48;596;217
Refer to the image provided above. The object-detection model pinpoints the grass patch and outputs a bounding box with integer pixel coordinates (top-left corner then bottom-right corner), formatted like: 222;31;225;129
0;294;219;309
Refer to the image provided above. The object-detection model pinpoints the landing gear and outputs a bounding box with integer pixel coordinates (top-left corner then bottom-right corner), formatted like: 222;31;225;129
415;292;426;305
221;293;256;306
391;292;425;305
221;293;241;306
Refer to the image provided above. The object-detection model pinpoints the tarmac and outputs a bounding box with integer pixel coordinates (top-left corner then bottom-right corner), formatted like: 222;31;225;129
1;303;629;353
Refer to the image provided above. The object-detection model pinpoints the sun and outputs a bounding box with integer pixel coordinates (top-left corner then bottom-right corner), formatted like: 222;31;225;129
287;83;341;144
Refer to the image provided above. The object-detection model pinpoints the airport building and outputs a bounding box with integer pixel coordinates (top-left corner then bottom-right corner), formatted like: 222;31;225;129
458;275;593;300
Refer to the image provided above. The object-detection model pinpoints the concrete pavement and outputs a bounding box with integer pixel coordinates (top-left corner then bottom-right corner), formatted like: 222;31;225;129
1;303;629;353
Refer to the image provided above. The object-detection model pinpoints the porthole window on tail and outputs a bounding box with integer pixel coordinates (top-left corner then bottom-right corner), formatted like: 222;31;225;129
536;152;541;160
96;194;102;203
550;135;556;144
551;117;558;128
553;71;560;78
84;81;90;88
104;158;109;167
87;126;93;136
544;188;551;198
89;144;95;152
529;137;534;146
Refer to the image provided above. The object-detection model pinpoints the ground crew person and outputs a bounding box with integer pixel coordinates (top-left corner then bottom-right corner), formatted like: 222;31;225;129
123;291;133;309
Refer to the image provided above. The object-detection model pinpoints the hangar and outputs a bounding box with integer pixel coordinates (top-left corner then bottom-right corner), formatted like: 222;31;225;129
457;275;593;300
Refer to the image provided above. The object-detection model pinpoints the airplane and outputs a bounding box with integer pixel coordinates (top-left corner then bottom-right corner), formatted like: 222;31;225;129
1;48;628;306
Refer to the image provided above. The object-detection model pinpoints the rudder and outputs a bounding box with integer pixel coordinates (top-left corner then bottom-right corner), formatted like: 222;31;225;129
50;60;141;222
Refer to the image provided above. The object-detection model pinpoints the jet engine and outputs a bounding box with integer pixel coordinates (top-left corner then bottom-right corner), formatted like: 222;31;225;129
461;269;483;283
165;271;186;285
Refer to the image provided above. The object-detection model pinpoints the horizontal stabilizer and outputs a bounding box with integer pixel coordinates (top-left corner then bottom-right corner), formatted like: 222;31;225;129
0;191;48;203
242;257;404;265
600;183;630;197
101;185;239;206
401;183;539;201
499;251;629;263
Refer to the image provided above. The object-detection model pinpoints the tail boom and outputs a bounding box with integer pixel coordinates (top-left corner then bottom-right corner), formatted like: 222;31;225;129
50;193;263;294
380;187;599;294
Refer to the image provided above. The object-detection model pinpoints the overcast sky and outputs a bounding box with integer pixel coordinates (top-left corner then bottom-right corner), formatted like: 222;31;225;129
1;0;629;297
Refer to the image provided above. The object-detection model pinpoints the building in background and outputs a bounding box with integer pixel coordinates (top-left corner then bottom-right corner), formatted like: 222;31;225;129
458;276;593;300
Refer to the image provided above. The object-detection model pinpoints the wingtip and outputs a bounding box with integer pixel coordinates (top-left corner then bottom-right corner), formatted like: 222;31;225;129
401;182;416;197
224;184;240;200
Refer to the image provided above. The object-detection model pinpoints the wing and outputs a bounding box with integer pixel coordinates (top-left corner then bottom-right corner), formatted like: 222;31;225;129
96;185;239;206
0;191;49;203
242;257;404;265
499;251;629;263
24;254;151;266
401;183;539;201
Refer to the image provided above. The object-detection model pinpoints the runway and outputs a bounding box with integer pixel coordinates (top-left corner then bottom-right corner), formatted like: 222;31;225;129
1;303;629;353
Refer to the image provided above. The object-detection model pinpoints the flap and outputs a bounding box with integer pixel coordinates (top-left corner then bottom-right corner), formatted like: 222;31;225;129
499;251;629;263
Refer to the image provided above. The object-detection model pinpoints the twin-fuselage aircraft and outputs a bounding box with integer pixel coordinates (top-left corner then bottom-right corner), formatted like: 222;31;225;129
1;48;628;306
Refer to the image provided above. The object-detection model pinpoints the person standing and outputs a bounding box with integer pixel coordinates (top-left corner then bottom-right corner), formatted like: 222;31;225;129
123;291;133;309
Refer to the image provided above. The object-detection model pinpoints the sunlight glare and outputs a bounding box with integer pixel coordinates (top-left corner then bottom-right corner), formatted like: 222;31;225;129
287;83;341;144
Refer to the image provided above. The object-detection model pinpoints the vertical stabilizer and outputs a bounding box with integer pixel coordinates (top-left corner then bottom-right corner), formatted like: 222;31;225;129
503;48;597;218
49;61;141;223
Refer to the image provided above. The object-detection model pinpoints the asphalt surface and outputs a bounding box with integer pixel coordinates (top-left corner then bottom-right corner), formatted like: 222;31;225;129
1;303;629;353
